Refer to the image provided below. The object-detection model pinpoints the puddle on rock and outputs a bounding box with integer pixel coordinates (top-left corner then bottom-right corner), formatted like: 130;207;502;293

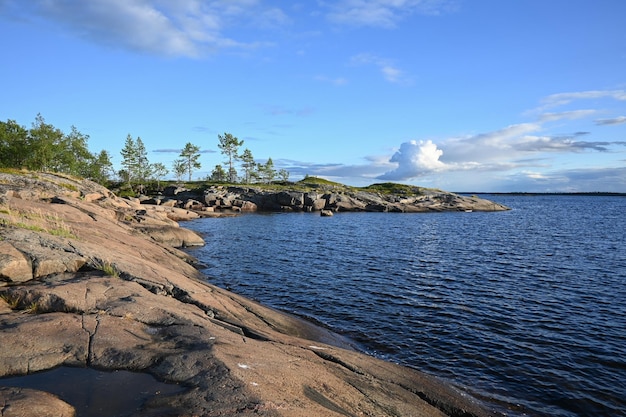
0;366;185;417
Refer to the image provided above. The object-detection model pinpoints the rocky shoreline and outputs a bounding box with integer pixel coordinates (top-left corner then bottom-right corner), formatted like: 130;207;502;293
1;172;494;416
130;182;510;215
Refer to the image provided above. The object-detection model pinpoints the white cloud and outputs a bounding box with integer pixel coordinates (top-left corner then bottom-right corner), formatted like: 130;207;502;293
378;140;446;180
381;65;404;83
539;110;597;122
538;89;626;110
377;117;626;183
350;53;412;84
8;0;288;57
505;167;626;193
323;0;457;28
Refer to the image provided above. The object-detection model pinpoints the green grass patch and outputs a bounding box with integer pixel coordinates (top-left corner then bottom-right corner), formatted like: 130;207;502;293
0;292;21;309
0;204;76;238
0;167;27;175
58;182;79;192
360;182;425;196
297;176;345;187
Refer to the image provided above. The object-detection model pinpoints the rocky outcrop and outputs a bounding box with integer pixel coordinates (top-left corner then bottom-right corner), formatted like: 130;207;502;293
0;172;491;417
150;184;509;214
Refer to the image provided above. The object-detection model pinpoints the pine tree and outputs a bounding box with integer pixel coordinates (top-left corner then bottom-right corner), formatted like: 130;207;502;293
278;168;290;182
120;135;151;191
120;134;139;186
240;148;256;184
179;142;201;181
259;157;276;183
217;132;243;183
210;164;227;182
151;162;169;190
172;159;187;183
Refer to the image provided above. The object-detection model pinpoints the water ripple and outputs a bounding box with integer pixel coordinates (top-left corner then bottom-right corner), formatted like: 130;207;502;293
186;196;626;417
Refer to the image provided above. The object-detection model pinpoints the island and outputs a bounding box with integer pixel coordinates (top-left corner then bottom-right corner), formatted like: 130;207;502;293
124;176;510;215
0;171;498;416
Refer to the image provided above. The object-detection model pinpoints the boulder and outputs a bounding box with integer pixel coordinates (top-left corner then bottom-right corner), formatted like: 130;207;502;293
203;191;222;206
331;194;366;211
163;186;188;196
140;197;161;205
3;231;87;281
276;191;304;208
313;200;327;210
136;225;205;248
183;199;202;210
320;210;334;217
304;192;327;211
159;198;178;207
233;199;258;212
0;242;33;284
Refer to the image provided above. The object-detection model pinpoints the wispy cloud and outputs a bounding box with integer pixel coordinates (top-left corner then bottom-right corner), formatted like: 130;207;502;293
3;0;289;57
322;0;457;28
595;116;626;126
351;53;412;84
538;89;626;110
506;166;626;193
539;110;597;122
274;156;393;183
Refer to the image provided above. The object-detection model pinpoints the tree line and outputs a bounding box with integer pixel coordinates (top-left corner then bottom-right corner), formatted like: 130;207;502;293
1;115;289;190
0;114;113;183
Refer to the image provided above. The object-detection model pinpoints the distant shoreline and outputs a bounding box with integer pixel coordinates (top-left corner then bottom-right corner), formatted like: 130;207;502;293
458;192;626;196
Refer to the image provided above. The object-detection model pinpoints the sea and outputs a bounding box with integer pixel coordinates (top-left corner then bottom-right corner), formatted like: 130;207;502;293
184;195;626;417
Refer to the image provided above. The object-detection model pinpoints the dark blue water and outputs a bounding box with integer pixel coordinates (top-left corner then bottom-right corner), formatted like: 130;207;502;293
185;196;626;416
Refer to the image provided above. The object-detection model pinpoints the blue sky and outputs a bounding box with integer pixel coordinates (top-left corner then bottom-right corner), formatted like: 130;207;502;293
1;0;625;192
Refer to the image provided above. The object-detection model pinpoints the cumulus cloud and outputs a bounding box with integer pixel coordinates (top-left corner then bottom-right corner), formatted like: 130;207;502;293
378;140;446;180
595;116;626;126
4;0;288;57
376;118;626;183
323;0;457;28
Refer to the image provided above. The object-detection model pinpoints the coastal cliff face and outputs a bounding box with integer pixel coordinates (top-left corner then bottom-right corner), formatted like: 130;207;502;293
0;172;491;417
